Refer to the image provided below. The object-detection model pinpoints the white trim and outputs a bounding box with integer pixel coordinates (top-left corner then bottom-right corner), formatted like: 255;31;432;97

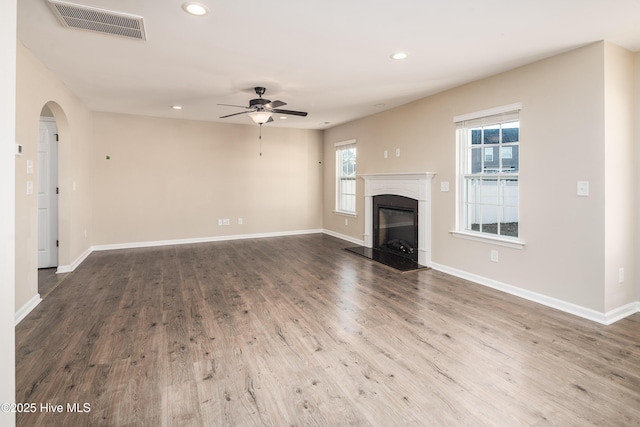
450;230;525;249
604;302;640;325
57;246;92;273
453;102;523;123
332;210;357;218
15;294;41;325
334;138;356;147
360;172;436;267
322;229;365;246
336;142;357;215
91;229;324;252
430;262;640;325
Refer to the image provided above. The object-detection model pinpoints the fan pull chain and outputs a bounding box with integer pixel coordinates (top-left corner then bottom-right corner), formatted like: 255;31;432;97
259;123;263;156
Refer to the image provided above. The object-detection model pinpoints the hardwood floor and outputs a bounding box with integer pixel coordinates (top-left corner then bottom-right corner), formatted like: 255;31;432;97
38;267;68;299
16;234;640;426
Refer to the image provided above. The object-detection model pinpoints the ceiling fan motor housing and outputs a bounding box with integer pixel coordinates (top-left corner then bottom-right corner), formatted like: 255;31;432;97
249;98;270;109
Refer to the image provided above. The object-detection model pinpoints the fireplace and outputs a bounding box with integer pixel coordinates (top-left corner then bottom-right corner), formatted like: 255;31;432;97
361;172;435;268
373;195;418;262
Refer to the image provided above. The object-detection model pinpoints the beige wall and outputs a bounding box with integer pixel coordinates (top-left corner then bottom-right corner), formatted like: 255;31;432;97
91;113;323;245
15;41;322;313
324;42;638;313
603;43;638;312
15;42;94;312
14;36;639;322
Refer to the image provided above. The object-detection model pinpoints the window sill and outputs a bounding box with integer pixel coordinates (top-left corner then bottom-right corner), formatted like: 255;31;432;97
333;210;357;218
450;230;525;249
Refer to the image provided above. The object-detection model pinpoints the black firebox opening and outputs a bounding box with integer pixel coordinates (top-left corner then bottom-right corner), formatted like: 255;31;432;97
373;195;418;262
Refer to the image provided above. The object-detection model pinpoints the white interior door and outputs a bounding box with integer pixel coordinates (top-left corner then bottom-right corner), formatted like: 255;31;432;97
38;118;59;268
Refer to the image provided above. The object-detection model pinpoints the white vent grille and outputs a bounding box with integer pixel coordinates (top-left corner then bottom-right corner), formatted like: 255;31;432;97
47;0;146;40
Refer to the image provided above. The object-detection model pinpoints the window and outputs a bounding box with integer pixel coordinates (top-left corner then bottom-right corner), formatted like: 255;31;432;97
455;104;520;239
335;140;356;214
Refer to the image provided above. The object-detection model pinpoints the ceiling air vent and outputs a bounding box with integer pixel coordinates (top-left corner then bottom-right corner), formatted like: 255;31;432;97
47;0;146;41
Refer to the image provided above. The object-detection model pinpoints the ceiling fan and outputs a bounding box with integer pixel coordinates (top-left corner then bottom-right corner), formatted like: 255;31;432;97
218;87;308;124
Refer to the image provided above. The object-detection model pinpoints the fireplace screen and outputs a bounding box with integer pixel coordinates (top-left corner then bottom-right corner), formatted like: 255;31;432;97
373;195;418;261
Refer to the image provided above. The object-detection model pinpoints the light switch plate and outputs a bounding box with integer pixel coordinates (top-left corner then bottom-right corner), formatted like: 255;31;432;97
577;181;589;197
440;181;449;192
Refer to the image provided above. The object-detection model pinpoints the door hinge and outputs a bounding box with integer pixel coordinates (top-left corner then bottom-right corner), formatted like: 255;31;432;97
56;187;59;195
56;240;59;247
55;133;59;142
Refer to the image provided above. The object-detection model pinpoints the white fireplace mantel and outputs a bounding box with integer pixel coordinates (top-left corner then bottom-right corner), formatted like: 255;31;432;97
360;172;436;267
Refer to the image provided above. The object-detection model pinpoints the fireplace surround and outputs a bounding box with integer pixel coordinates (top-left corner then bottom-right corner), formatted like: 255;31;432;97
361;172;435;267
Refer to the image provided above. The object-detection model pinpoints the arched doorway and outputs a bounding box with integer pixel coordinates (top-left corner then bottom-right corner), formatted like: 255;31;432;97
37;103;64;298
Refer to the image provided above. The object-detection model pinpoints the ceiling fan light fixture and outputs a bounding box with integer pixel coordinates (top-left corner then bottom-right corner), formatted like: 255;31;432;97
182;2;209;16
249;111;272;124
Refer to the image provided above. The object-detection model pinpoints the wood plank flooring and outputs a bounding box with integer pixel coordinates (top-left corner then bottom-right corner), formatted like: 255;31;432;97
37;267;68;299
15;234;640;426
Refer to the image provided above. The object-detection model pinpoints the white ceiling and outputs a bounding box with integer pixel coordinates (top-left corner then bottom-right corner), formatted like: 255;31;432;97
17;0;640;130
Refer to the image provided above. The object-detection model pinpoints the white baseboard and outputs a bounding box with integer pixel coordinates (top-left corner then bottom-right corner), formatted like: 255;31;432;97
322;229;364;246
57;246;92;274
430;262;640;325
604;301;640;325
15;294;41;325
91;229;325;252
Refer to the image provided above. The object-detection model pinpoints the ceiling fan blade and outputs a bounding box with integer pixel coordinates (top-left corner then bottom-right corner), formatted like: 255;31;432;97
272;109;308;117
266;100;286;109
220;111;250;118
217;103;250;109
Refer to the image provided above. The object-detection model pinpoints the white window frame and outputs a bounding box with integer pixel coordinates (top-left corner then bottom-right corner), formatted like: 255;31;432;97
335;139;357;215
452;104;525;249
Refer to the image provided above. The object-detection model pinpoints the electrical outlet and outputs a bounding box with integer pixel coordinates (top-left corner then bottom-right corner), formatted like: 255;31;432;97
395;148;401;157
384;150;388;159
217;219;223;226
618;267;625;283
490;250;499;262
440;181;449;192
345;218;349;226
238;217;243;225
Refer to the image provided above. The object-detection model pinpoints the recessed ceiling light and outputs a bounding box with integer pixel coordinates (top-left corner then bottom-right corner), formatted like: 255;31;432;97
279;116;287;120
182;2;209;16
390;52;408;60
171;105;183;110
